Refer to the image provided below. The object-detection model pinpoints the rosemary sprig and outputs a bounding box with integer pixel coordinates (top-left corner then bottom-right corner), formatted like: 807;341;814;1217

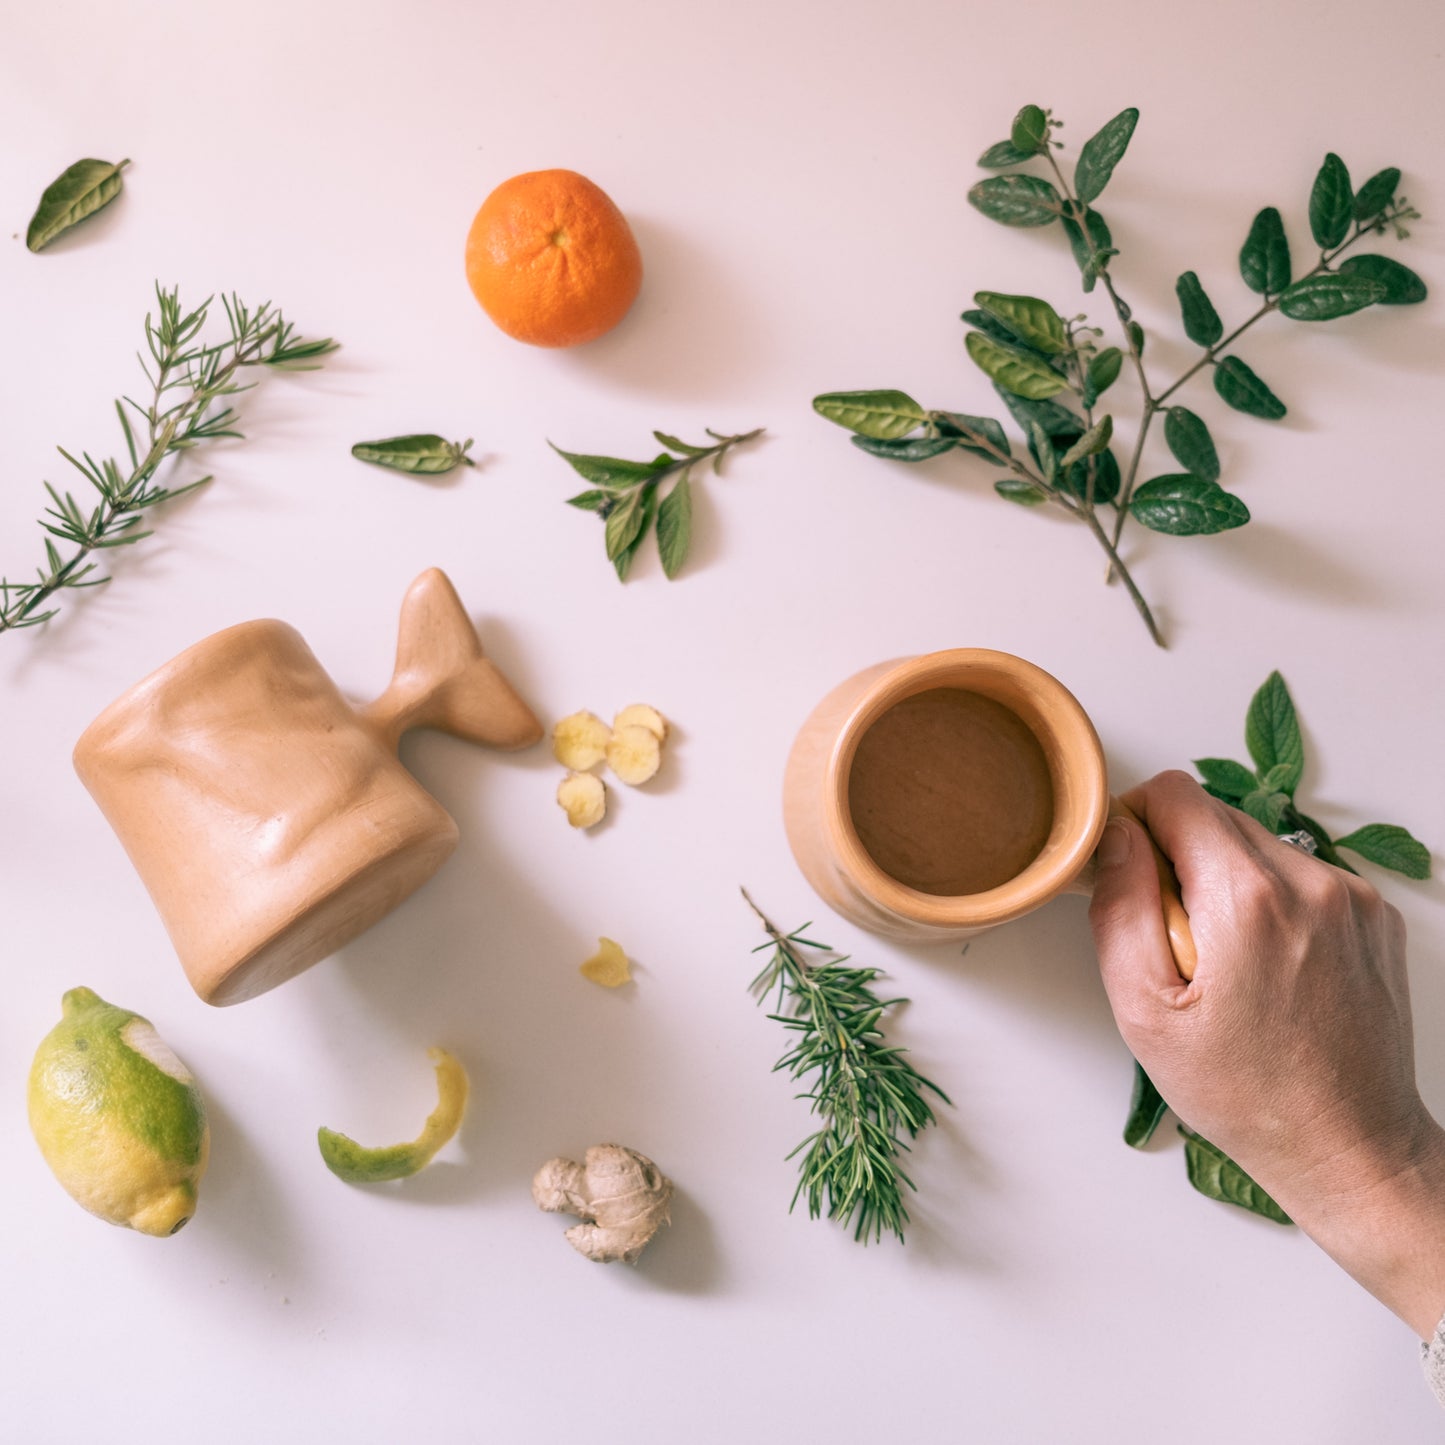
554;425;764;580
0;283;336;636
741;888;950;1244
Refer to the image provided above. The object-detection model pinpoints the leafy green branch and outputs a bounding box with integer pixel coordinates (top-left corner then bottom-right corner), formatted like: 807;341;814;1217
554;425;763;581
814;105;1424;645
1124;669;1430;1223
0;284;336;636
741;888;950;1244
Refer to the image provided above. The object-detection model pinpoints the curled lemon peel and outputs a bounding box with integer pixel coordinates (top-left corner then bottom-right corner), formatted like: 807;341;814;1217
318;1047;468;1184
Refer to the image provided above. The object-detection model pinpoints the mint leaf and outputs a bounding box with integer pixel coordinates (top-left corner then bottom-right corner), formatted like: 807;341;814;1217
1180;1128;1291;1224
1244;671;1304;792
1194;757;1258;799
1334;824;1431;880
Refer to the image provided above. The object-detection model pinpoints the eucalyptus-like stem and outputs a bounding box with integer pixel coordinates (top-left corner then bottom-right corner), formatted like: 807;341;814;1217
741;887;949;1245
0;284;335;635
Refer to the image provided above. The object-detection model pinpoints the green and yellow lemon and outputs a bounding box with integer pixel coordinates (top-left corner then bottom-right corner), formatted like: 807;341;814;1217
28;987;209;1236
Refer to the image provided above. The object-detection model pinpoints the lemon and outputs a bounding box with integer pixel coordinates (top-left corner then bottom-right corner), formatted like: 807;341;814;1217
318;1047;467;1183
28;987;210;1236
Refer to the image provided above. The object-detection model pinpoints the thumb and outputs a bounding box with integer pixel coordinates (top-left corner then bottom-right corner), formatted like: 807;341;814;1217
1089;817;1187;1011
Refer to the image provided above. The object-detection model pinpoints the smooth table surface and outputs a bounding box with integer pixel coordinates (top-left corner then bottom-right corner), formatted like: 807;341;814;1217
2;1;1444;1440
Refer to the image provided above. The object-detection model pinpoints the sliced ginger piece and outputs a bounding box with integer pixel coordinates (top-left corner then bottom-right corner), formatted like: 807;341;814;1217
317;1047;468;1184
580;937;632;988
557;771;607;828
613;704;668;742
553;710;612;770
606;724;661;785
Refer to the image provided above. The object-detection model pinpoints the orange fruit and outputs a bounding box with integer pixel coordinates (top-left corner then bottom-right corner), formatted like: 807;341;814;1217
465;170;643;348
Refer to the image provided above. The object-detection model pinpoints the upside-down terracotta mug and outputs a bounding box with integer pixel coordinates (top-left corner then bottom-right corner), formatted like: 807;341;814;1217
782;648;1195;977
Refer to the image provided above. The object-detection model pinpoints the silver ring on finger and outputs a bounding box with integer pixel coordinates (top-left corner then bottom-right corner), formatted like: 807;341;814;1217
1275;829;1319;856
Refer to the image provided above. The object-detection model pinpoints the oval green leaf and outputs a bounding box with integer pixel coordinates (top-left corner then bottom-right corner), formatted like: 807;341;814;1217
1130;475;1250;535
1194;757;1259;800
604;487;649;562
1010;104;1049;155
26;158;130;253
1163;407;1220;483
1309;152;1353;249
959;307;1023;346
977;140;1036;170
1244;670;1303;789
1353;166;1401;224
1338;254;1427;305
1058;414;1112;470
1127;320;1146;356
1073;107;1139;206
994;478;1049;507
851;434;956;462
1060;207;1115;292
1060;445;1120;505
812;390;927;440
551;442;665;486
1123;1061;1167;1148
965;332;1067;400
1176;271;1223;347
1278;272;1386;321
967;174;1062;228
351;434;474;475
932;411;1010;465
1334;823;1430;880
1086;347;1123;398
1239;206;1291;296
973;291;1068;354
994;386;1081;439
1213;356;1286;419
1180;1128;1292;1224
655;475;693;579
1028;422;1058;482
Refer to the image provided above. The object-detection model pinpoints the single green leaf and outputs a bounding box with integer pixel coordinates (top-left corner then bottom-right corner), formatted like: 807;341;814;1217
1180;1129;1291;1224
1194;757;1258;799
967;174;1062;228
1334;824;1431;880
351;435;474;475
960;308;1024;346
965;332;1068;399
994;478;1050;507
1244;671;1303;790
812;390;927;440
977;140;1036;170
1029;422;1058;483
933;412;1010;465
1309;152;1353;249
1176;271;1223;347
566;489;613;511
1086;348;1123;398
604;488;647;561
1010;104;1049;155
656;475;693;579
1060;207;1115;291
1239;207;1291;295
1260;763;1299;794
1338;254;1427;305
1353;166;1401;224
26;158;130;252
1163;407;1220;484
551;443;665;487
1060;446;1120;505
1058;414;1112;470
973;291;1068;355
1278;272;1386;321
994;386;1080;439
1130;475;1249;535
851;434;956;462
613;484;659;581
1074;107;1139;205
1123;1061;1167;1148
653;430;708;457
1127;320;1145;356
1213;356;1286;419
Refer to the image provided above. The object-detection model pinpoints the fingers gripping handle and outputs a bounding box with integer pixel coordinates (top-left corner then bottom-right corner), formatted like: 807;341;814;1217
1107;796;1198;981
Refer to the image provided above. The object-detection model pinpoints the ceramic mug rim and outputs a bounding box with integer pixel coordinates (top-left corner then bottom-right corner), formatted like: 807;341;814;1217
823;648;1109;931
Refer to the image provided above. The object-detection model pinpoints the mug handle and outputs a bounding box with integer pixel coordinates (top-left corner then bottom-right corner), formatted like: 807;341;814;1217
1107;796;1198;981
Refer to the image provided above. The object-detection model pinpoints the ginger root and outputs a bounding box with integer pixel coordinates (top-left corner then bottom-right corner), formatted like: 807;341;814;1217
605;724;661;785
553;710;612;770
532;1143;672;1263
557;770;606;828
613;703;667;742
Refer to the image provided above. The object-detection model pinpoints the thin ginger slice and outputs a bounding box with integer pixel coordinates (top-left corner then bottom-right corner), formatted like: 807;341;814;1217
553;710;612;770
557;771;606;828
613;704;668;742
317;1048;468;1184
606;724;661;786
580;937;631;988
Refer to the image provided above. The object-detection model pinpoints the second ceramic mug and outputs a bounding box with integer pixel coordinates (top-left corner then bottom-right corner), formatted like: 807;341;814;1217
782;648;1194;974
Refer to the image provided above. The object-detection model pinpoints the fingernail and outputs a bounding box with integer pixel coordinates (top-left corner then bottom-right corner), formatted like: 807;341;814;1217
1098;818;1131;867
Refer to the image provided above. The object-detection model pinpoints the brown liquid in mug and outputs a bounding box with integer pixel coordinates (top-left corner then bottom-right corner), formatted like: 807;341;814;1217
847;687;1054;896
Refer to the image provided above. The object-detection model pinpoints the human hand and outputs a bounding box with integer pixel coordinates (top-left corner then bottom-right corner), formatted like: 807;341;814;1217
1089;770;1445;1338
